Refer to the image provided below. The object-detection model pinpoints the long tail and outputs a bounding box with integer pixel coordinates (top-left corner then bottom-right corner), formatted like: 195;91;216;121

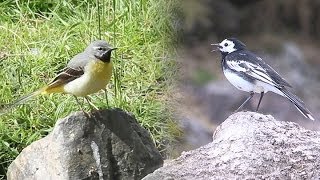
280;88;315;121
0;87;45;115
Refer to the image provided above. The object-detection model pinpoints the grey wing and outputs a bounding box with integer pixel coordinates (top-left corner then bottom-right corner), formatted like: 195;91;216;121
226;51;292;88
47;66;84;88
67;52;91;69
47;52;89;88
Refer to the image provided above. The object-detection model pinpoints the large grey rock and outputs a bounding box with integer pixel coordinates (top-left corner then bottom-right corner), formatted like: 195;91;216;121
144;112;320;180
7;108;163;180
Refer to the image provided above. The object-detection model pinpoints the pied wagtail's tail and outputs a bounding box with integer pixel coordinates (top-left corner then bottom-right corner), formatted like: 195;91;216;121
211;38;315;121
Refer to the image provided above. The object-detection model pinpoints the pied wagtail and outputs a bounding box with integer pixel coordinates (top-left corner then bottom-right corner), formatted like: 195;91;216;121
211;38;315;121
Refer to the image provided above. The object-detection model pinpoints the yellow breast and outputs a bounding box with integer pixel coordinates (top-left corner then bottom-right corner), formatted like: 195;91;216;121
89;60;113;82
63;60;113;97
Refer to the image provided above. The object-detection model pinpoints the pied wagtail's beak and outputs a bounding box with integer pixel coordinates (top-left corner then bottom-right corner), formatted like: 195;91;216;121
210;43;222;52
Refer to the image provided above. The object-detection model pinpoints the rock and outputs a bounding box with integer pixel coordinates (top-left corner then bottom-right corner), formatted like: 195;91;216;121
143;112;320;180
165;116;213;159
179;117;212;148
7;108;163;180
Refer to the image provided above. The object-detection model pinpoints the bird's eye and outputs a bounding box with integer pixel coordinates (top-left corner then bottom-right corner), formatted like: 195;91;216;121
97;47;106;51
224;43;228;47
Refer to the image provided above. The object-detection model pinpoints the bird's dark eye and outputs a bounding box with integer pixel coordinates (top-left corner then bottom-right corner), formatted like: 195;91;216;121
224;43;228;47
97;47;106;51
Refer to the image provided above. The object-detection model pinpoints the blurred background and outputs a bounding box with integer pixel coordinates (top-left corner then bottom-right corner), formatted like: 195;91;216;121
170;0;320;156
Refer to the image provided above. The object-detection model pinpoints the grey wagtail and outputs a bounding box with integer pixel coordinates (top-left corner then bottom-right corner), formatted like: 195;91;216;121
1;40;116;113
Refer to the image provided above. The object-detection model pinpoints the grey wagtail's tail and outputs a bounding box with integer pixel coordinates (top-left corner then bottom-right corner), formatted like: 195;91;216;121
12;88;45;106
0;40;117;114
0;88;45;114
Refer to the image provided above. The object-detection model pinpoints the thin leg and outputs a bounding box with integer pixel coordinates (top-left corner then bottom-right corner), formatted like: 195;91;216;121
104;89;109;108
256;91;264;112
235;91;254;112
85;96;99;110
74;95;86;112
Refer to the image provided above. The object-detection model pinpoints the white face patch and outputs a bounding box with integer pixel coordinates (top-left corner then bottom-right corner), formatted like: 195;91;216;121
219;39;237;53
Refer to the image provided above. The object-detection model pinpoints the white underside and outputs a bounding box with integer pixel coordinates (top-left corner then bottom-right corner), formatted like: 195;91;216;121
63;73;108;97
62;60;112;97
224;69;284;96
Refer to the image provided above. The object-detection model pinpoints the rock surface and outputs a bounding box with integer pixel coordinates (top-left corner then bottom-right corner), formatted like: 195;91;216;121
7;109;163;180
144;112;320;180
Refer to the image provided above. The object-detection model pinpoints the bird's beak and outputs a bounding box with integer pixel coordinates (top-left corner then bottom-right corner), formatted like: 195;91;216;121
102;47;117;57
210;43;222;52
110;47;118;51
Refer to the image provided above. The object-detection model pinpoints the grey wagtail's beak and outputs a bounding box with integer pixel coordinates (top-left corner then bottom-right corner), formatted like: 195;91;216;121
110;47;118;51
211;43;222;52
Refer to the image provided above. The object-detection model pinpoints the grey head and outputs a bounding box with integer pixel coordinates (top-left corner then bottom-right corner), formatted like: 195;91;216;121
85;40;117;63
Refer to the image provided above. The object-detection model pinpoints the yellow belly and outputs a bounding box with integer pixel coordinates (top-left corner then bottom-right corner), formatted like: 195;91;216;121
62;60;112;97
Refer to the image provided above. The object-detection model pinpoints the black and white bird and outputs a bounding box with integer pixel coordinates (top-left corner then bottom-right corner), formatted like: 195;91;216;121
211;37;315;121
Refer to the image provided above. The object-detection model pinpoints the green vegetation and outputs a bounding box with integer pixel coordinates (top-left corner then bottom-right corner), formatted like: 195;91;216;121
0;0;177;177
191;69;215;86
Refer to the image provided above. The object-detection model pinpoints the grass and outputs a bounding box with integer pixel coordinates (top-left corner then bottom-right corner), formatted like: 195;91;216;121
0;0;178;177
